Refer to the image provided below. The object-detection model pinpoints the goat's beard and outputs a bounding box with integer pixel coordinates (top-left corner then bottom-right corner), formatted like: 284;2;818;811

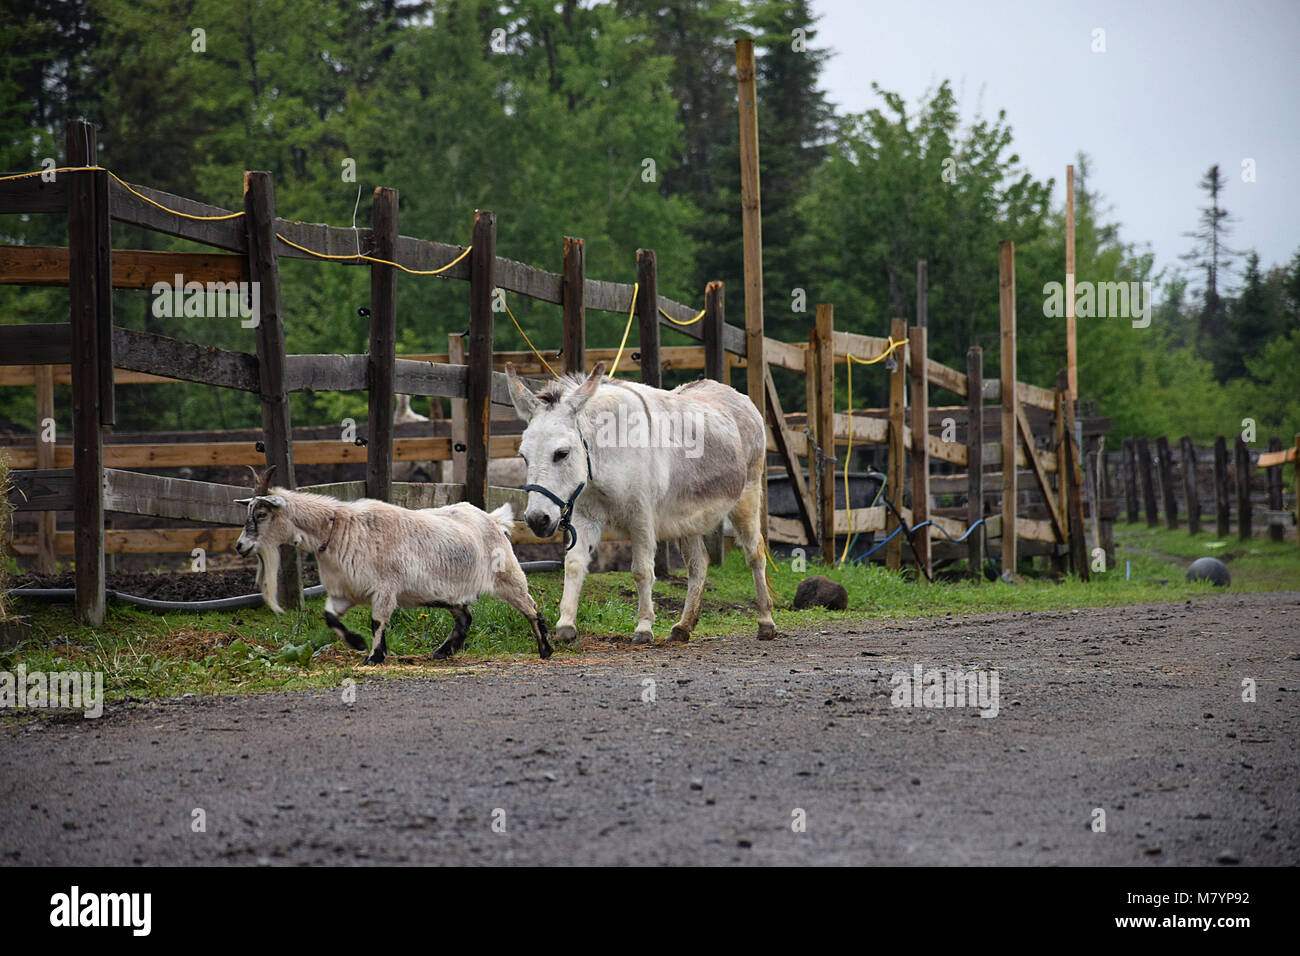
256;544;285;615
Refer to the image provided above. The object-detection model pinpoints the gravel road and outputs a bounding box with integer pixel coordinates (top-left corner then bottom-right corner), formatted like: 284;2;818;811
3;592;1297;866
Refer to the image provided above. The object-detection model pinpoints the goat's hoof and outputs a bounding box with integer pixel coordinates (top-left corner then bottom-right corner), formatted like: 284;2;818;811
632;629;653;645
669;625;691;643
432;642;456;660
537;640;554;660
554;624;578;645
362;652;386;666
756;623;778;641
343;632;366;651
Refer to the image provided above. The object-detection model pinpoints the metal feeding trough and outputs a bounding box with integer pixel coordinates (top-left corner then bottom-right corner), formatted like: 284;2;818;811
766;470;886;562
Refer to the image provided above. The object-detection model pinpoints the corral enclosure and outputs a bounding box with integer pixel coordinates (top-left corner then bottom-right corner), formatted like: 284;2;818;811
7;120;1291;625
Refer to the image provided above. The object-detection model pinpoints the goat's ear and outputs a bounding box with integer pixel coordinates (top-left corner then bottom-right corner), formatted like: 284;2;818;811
564;361;605;415
259;494;288;509
505;362;540;421
234;497;253;506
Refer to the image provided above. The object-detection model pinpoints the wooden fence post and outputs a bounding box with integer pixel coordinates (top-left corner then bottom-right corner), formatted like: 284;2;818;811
34;364;56;575
909;324;930;581
66;121;108;625
966;345;984;580
886;316;907;571
367;187;398;503
1180;436;1201;535
244;170;301;610
815;305;836;566
1214;436;1230;538
562;237;585;375
1267;436;1283;543
465;209;496;511
998;240;1017;577
1058;370;1089;580
635;249;668;575
1294;434;1300;552
1235;436;1252;540
1156;436;1178;529
1136;437;1158;527
703;281;725;564
447;332;467;485
1122;437;1139;523
1098;441;1116;568
736;38;766;543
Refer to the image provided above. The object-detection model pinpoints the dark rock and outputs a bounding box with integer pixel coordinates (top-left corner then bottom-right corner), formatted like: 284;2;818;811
792;575;848;611
1187;557;1230;587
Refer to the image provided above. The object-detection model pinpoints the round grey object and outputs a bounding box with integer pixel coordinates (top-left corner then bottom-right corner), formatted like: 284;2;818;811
1186;557;1230;587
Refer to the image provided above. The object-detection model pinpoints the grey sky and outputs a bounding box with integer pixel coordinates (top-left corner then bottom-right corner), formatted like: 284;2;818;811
812;0;1300;286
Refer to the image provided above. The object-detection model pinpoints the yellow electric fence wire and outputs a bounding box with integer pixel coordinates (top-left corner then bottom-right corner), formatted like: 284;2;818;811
0;166;246;220
658;306;705;326
838;336;909;565
275;233;471;276
498;290;557;377
608;283;639;376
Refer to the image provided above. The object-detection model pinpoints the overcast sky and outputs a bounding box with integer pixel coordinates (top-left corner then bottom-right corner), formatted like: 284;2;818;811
812;0;1300;286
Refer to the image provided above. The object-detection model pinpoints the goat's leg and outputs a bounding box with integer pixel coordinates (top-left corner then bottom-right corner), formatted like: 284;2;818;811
729;479;777;640
628;519;657;644
363;596;396;666
432;605;472;660
554;515;599;646
323;594;366;651
495;564;553;660
670;534;709;642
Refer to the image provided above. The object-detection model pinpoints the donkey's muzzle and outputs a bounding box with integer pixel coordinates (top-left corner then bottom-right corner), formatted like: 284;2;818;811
526;511;558;538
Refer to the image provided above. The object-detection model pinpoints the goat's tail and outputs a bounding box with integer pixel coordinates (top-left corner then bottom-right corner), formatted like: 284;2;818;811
488;503;515;539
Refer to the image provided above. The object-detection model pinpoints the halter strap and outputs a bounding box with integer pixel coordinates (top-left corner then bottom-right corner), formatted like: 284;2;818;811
522;432;593;552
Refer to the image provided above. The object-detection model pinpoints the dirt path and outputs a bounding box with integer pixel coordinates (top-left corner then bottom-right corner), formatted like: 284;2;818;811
3;592;1298;866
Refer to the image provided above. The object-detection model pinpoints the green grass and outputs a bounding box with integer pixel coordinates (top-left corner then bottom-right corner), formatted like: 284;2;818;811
3;522;1295;711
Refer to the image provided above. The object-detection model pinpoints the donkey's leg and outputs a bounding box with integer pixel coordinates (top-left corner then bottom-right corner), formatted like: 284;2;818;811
628;520;658;644
432;605;472;660
323;594;366;652
670;534;709;642
555;516;600;646
494;563;553;660
363;593;397;665
729;479;777;640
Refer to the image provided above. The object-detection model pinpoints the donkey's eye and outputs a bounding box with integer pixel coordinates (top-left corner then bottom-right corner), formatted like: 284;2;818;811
553;449;569;463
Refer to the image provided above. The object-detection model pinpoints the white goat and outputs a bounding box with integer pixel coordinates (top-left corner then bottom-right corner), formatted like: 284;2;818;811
234;466;552;664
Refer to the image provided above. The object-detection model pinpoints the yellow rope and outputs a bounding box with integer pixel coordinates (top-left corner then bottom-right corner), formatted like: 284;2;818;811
608;282;639;376
659;306;705;327
275;233;471;276
0;165;246;220
498;289;557;377
839;336;909;565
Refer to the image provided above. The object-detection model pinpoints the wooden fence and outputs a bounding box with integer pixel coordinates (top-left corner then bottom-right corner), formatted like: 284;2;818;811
3;121;1111;622
1111;434;1299;542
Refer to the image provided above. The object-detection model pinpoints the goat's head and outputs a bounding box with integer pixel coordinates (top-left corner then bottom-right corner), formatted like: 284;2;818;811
233;465;291;613
508;361;603;538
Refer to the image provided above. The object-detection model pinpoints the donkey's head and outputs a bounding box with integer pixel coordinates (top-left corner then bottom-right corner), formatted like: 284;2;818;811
234;465;291;613
507;361;603;538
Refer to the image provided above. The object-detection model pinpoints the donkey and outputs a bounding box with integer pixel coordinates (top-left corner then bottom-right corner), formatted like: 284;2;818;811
506;360;775;645
233;466;552;664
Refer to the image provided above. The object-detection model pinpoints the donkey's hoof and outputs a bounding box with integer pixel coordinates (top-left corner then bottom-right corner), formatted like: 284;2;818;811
632;629;654;645
554;624;579;645
669;625;691;643
756;623;778;641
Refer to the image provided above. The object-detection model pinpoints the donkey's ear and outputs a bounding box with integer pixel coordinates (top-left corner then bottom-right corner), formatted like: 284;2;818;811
564;361;605;415
505;362;539;421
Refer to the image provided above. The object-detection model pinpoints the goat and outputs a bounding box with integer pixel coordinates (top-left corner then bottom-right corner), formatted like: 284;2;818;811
233;466;552;664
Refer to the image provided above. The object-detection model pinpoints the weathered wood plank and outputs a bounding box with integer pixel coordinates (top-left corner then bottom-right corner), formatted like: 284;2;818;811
103;469;249;525
0;246;247;288
113;327;259;391
0;174;67;214
6;468;74;511
108;178;246;252
0;323;71;365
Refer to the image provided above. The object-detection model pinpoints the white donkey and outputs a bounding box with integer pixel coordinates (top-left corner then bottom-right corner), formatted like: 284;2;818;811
506;360;775;645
